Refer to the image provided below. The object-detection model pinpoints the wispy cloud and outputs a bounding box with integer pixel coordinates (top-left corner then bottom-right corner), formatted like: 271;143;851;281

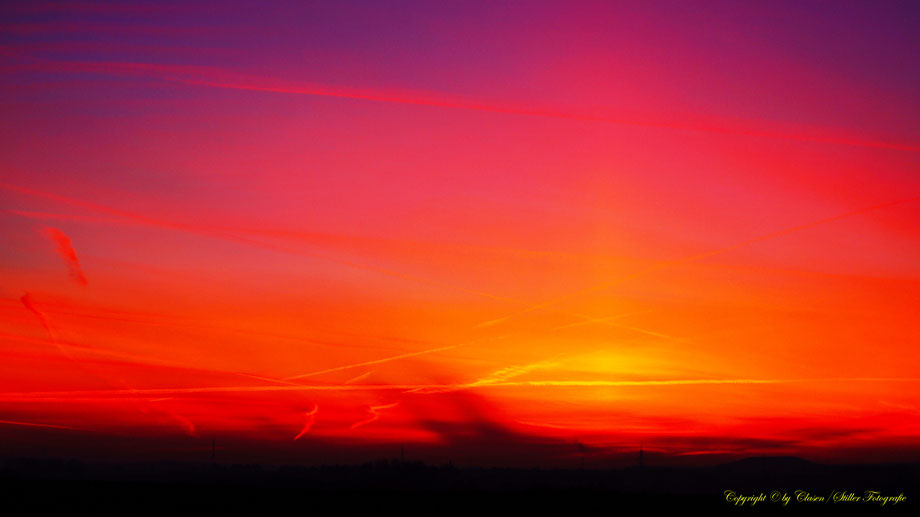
350;402;398;430
293;404;319;440
19;293;55;338
42;226;88;286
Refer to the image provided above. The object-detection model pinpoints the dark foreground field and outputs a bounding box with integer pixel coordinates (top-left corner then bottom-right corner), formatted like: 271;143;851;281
1;456;916;515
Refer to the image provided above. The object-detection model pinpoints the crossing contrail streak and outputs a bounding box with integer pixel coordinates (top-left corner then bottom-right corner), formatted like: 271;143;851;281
5;185;913;349
406;358;562;394
0;377;916;401
0;419;87;431
283;334;512;383
21;294;220;431
8;184;912;381
283;345;460;381
344;371;373;385
1;183;693;341
18;294;109;383
0;329;299;387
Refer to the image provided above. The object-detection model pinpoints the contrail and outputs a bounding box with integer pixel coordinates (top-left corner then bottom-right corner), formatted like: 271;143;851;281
3;209;134;226
467;360;559;386
0;183;516;304
19;294;56;339
0;329;300;387
184;78;920;152
547;310;685;343
7;54;917;152
8;205;554;390
41;227;88;286
21;294;214;426
0;377;916;400
283;344;460;381
344;371;373;385
283;334;510;382
0;286;399;356
21;293;166;423
678;450;738;456
503;379;799;386
18;293;102;379
550;312;634;331
475;196;920;329
293;404;319;440
2;184;687;340
0;419;87;431
3;209;617;264
5;184;915;344
409;358;561;394
350;402;398;430
516;420;582;431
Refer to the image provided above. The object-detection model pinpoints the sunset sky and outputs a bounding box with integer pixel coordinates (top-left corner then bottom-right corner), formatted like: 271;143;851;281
1;0;919;467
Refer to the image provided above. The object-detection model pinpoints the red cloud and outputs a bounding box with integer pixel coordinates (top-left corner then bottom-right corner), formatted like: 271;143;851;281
43;227;88;286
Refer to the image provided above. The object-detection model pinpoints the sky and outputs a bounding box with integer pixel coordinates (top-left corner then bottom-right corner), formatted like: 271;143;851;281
0;0;919;468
